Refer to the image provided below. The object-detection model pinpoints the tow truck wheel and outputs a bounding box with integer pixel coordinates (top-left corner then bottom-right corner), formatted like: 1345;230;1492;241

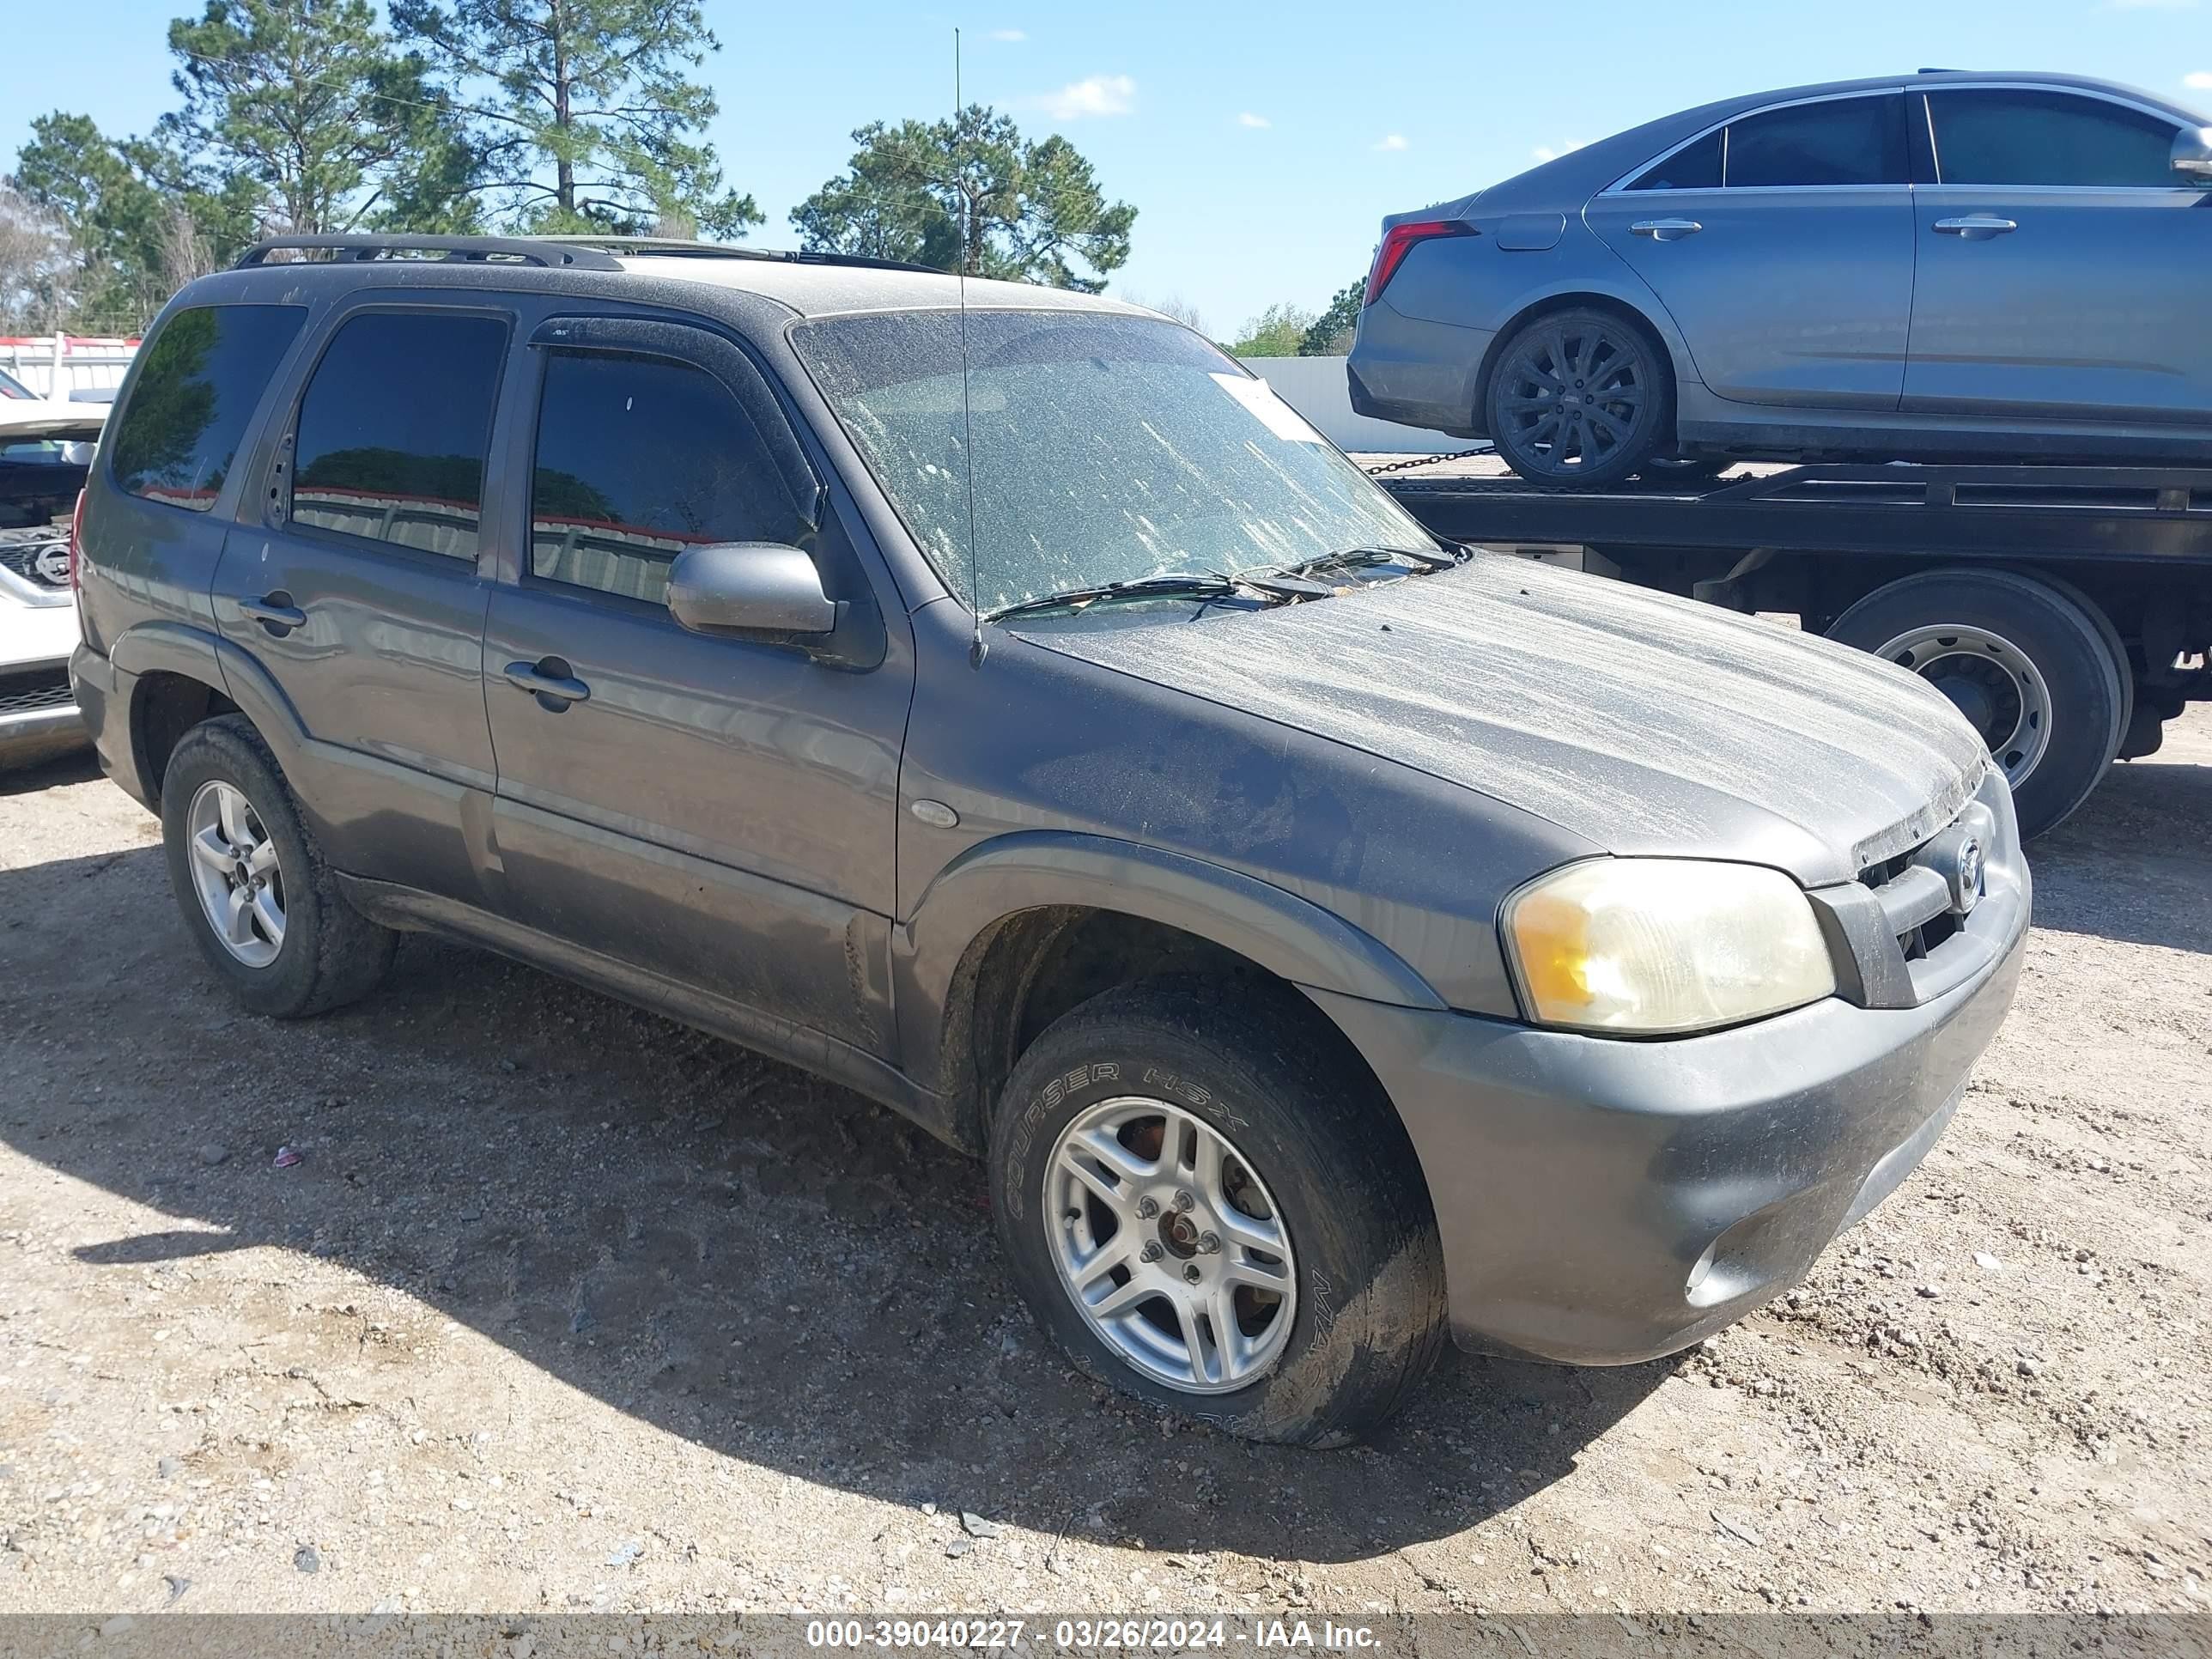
1828;569;2126;839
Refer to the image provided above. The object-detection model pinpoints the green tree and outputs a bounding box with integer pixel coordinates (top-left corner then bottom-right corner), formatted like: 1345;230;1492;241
1299;278;1364;356
7;115;187;332
1227;302;1316;358
793;105;1135;292
163;0;482;240
390;0;758;235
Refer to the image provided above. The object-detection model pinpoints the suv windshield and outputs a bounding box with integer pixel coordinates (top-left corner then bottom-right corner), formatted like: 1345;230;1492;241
793;308;1434;616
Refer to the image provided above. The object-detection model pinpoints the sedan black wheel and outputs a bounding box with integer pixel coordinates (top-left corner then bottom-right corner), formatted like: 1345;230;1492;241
1486;307;1671;488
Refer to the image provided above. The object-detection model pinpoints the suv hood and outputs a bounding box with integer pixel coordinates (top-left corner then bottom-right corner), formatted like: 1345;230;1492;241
1016;556;1987;887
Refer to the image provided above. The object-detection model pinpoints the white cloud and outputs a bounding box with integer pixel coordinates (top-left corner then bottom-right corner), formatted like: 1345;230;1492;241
2186;69;2212;87
1035;74;1135;119
1373;133;1409;152
988;27;1026;41
1533;139;1589;162
1237;112;1271;129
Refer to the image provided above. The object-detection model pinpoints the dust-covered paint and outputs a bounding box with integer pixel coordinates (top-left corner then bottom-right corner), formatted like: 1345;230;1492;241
1015;554;1990;884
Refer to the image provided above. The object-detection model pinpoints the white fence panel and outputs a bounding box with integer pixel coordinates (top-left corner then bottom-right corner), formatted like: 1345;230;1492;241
1234;355;1483;456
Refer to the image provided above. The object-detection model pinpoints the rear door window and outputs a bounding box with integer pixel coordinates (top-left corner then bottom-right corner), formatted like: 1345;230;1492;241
108;304;306;510
1928;89;2181;187
1628;129;1723;191
529;348;807;606
1724;95;1905;187
289;310;509;559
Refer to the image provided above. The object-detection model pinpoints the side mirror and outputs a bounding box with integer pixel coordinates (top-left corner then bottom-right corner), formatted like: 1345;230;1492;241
666;544;841;637
2173;126;2212;182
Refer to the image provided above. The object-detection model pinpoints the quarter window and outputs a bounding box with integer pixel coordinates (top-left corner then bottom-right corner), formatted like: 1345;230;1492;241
1627;129;1722;191
1723;95;1905;187
529;348;806;605
1928;89;2180;187
109;305;306;511
289;311;508;559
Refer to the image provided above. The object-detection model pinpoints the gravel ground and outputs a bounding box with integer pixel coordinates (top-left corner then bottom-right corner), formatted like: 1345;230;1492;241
0;708;2205;1622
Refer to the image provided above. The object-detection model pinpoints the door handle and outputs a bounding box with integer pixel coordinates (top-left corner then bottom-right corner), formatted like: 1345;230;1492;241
503;656;591;711
240;592;307;635
1630;218;1703;240
1933;215;2017;239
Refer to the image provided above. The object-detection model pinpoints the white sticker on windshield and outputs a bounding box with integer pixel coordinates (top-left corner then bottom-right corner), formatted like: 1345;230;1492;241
1209;372;1325;443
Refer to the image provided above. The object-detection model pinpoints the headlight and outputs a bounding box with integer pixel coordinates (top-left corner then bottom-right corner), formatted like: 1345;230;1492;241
1504;859;1836;1035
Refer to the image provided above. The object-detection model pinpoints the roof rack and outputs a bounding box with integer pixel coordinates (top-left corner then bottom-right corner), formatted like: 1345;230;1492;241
236;234;623;270
537;235;939;276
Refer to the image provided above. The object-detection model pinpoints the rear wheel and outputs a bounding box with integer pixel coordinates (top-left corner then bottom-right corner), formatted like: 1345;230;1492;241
1827;569;2126;838
988;979;1446;1446
160;715;397;1017
1485;307;1672;488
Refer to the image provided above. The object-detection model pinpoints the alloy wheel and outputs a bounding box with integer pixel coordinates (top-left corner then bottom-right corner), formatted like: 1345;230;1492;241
185;780;287;969
1496;319;1650;478
1042;1096;1298;1394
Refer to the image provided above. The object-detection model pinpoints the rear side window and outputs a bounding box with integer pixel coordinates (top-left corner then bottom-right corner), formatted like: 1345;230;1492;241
1929;89;2180;187
1724;95;1905;187
529;349;807;605
1628;130;1723;191
109;305;305;510
289;311;508;560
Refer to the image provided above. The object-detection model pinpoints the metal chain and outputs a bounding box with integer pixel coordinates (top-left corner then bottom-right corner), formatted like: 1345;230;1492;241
1361;452;1465;477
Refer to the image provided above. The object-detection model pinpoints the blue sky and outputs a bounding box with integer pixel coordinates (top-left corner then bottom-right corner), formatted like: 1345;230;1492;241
6;0;2209;337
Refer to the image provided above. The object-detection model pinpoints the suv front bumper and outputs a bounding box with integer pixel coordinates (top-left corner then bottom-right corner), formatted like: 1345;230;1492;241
1307;862;2027;1365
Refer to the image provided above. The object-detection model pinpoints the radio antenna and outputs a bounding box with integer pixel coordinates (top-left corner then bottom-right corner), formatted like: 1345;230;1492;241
955;27;987;669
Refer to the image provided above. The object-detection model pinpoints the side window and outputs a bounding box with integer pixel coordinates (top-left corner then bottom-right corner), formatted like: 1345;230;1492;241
1929;89;2180;187
109;305;306;510
1628;129;1723;191
290;311;508;559
529;348;806;606
1724;95;1905;188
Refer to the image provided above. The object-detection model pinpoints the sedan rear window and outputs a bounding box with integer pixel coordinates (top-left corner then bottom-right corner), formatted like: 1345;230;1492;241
108;304;305;511
1724;95;1905;188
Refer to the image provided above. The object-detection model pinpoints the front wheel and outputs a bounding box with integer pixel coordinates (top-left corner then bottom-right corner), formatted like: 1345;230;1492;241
1485;307;1673;488
988;979;1447;1447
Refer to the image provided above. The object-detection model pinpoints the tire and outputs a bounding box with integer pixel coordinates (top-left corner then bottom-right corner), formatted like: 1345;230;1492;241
159;714;397;1018
1827;569;2126;838
1638;453;1730;485
1485;307;1673;488
988;978;1447;1447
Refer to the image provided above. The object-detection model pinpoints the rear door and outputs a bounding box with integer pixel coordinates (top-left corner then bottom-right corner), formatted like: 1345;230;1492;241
479;313;910;1055
1586;91;1915;409
209;300;511;902
1903;86;2212;422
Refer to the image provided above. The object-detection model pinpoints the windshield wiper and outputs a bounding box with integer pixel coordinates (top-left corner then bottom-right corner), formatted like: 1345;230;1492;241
983;573;1275;623
1262;544;1461;583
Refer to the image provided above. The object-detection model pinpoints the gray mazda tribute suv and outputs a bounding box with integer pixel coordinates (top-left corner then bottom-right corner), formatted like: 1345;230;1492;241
70;235;2028;1445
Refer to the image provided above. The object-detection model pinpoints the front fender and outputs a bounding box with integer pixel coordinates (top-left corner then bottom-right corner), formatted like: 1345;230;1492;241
892;830;1448;1131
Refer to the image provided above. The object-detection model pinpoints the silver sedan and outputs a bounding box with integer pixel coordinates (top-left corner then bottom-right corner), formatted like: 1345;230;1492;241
1348;71;2212;484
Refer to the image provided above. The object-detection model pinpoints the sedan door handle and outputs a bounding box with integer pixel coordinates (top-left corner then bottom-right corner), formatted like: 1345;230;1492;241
240;592;307;635
1630;218;1703;240
1933;215;2018;239
503;657;591;711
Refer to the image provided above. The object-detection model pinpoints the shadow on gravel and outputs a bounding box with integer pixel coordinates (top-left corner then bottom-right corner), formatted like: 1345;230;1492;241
0;748;100;798
1;838;1669;1565
2024;757;2212;955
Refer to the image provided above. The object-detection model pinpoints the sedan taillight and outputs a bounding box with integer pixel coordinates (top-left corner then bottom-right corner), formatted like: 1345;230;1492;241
1364;219;1476;307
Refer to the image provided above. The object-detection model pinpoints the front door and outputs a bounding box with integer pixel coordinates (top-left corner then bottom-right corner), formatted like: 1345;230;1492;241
1904;86;2212;423
210;300;512;903
1587;91;1914;410
481;316;911;1055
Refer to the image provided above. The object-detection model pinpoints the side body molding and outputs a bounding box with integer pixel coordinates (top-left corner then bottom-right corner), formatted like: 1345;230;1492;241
893;830;1448;1123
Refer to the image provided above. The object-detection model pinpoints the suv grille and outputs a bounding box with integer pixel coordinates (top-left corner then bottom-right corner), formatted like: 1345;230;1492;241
0;532;70;590
0;666;74;717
